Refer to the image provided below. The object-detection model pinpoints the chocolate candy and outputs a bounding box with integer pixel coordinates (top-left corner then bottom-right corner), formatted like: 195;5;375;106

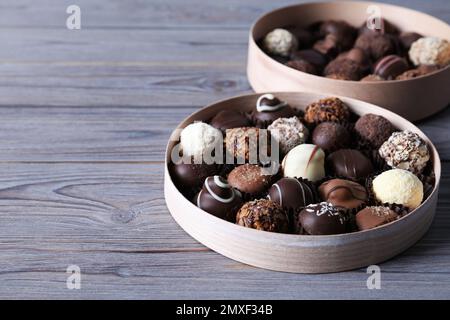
360;74;385;82
324;58;364;80
399;32;422;51
354;33;396;61
224;127;269;162
304;97;351;124
196;175;243;221
282;144;325;182
268;116;309;155
319;179;368;209
227;164;273;196
252;94;296;126
327;149;374;180
319;20;356;50
268;177;316;213
263;28;298;57
396;64;440;80
374;55;409;80
298;202;347;235
312;122;351;153
210;110;251;131
286;59;318;74
409;37;450;66
313;34;340;58
171;163;219;189
288;27;314;49
355;113;395;149
236;199;289;233
356;206;399;231
290;49;328;71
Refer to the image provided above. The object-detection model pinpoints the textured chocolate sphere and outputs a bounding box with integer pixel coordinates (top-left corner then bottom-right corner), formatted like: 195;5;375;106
324;58;364;80
327;149;374;180
286;59;318;74
355;113;395;149
196;176;243;221
263;28;298;57
355;33;396;61
252;94;296;126
319;179;368;209
171;163;218;189
224;127;270;162
298;202;347;235
236;199;289;233
290;49;329;71
312;122;351;153
304;97;351;124
268;177;316;213
268;116;309;155
210;110;251;131
319;20;356;50
228;164;273;196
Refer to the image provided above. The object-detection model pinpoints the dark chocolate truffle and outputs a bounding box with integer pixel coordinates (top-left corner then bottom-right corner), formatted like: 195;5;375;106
312;122;351;153
355;33;396;61
252;94;296;126
236;199;289;233
319;20;357;50
313;34;340;58
196;175;243;221
288;27;314;49
374;55;409;80
298;202;347;235
290;49;328;71
286;59;318;74
268;177;316;213
324;58;364;80
318;179;368;209
355;113;395;149
228;164;273;196
210;110;251;131
304;97;351;124
171;162;218;189
356;206;399;231
327;149;374;180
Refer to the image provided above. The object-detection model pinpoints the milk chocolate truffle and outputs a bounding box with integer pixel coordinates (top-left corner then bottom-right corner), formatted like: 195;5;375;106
209;110;251;131
319;179;368;209
324;58;364;80
374;55;409;80
290;49;328;71
171;162;218;189
396;64;440;80
228;164;272;196
196;176;243;221
225;127;269;162
360;74;385;82
409;37;450;66
298;202;347;235
355;33;396;61
252;94;296;126
372;169;423;209
263;28;298;57
379;130;430;174
327;149;374;180
268;177;316;213
319;20;357;50
268;116;309;155
313;34;340;57
180;122;223;159
286;59;318;74
355;114;395;149
236;199;289;233
399;32;422;51
282;144;325;182
356;206;399;231
304;97;351;124
312;122;351;153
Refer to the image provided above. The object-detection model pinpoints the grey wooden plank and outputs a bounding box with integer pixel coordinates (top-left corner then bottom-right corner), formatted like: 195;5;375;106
0;105;448;163
0;161;448;299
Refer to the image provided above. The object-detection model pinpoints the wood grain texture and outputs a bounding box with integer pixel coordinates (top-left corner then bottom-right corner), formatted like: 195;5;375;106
0;0;449;299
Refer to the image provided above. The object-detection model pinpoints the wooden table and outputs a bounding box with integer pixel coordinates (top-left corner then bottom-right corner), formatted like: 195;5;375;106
0;0;449;299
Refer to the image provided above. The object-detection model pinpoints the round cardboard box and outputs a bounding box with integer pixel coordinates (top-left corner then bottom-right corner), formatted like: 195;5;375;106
164;92;441;273
247;1;450;122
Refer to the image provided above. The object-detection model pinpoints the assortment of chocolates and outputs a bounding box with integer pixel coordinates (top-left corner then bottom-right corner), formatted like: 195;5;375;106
170;94;434;235
260;19;450;81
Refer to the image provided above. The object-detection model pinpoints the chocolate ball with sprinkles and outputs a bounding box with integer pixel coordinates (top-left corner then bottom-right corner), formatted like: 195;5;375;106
268;177;316;214
252;94;296;127
236;199;289;233
195;175;243;222
297;202;347;235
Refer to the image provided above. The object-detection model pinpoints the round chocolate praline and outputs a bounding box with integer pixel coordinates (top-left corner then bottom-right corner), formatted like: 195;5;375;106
227;164;273;196
356;206;399;231
297;202;347;235
268;177;316;214
252;94;296;126
236;199;289;233
196;175;243;221
327;149;374;180
171;162;219;189
209;110;251;132
318;179;368;209
304;97;351;125
312;122;351;153
374;55;409;80
355;114;395;149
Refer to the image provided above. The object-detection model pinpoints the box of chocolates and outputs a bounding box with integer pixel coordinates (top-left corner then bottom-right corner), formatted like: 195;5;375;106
164;92;441;273
247;1;450;121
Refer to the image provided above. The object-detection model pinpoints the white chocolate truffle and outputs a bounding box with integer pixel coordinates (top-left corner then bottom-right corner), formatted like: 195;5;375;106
379;130;430;174
180;122;222;159
372;169;423;209
268;116;309;155
282;144;325;182
409;37;450;66
263;28;298;57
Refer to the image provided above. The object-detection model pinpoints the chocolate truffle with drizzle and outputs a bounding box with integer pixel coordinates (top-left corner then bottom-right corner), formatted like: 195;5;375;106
297;202;347;235
252;94;296;126
195;175;243;221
